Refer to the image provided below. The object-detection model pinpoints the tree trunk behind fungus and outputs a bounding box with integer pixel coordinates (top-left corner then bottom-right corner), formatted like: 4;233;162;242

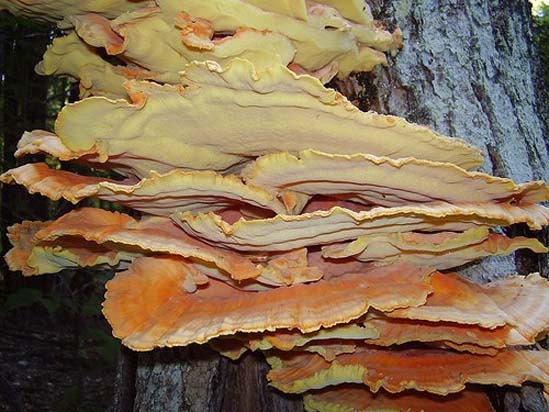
122;1;548;411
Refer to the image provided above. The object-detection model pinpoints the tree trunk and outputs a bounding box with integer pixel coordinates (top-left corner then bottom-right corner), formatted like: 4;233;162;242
124;1;548;411
119;346;303;411
358;0;548;281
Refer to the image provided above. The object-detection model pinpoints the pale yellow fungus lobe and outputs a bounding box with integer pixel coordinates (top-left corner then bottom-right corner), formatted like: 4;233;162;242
173;202;549;252
53;59;483;176
157;0;399;77
321;228;547;269
0;0;152;22
242;150;549;209
1;162;288;215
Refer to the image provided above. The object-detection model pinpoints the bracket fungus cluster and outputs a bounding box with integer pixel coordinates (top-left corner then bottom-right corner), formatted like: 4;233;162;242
2;0;549;410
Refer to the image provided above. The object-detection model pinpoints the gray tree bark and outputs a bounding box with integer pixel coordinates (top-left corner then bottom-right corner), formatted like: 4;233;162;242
121;346;303;411
122;1;549;411
353;0;548;282
354;1;548;410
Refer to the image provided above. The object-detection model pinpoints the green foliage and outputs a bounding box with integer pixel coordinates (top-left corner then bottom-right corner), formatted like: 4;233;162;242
533;4;549;88
4;287;61;314
3;281;120;365
81;328;120;364
5;285;76;315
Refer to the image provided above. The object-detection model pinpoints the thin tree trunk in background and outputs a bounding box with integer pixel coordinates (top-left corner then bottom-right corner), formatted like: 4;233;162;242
128;1;548;411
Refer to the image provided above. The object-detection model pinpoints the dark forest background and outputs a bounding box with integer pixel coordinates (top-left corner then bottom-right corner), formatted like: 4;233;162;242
0;12;122;412
0;4;548;411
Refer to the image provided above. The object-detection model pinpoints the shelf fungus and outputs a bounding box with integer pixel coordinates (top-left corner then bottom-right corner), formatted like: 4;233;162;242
24;0;403;98
40;11;297;99
0;0;153;23
303;386;495;412
321;228;547;269
0;162;288;215
362;313;538;351
173;202;549;252
209;272;549;358
6;207;328;287
5;220;131;276
36;32;151;99
2;1;549;410
267;347;549;395
49;59;483;176
102;258;434;350
212;324;380;360
157;0;401;77
242;150;549;209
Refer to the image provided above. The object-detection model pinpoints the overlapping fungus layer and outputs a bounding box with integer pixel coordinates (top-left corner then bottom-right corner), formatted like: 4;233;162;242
2;1;548;410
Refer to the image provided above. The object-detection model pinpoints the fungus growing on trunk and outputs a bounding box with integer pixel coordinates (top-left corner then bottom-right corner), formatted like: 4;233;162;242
2;0;549;410
173;202;549;251
321;228;547;269
267;347;549;395
0;0;153;22
304;386;495;412
103;258;434;350
40;59;483;177
1;162;289;215
17;0;402;99
6;208;325;286
241;149;549;208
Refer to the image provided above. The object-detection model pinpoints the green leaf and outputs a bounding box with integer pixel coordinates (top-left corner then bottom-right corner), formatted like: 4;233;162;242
39;297;62;314
83;328;114;343
95;340;120;364
4;288;43;310
59;296;78;314
82;328;120;364
82;296;103;317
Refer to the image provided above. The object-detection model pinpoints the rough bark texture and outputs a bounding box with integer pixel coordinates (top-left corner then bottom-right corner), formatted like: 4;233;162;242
344;1;548;411
349;0;549;283
130;346;303;412
126;1;548;411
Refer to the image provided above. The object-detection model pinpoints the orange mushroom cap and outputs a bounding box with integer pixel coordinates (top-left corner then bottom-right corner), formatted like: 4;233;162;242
103;256;434;350
303;385;495;412
267;346;549;395
5;220;130;276
387;272;549;343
